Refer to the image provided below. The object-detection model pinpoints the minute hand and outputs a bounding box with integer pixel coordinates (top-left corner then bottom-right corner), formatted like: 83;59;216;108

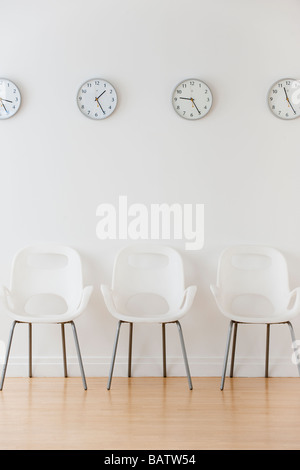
95;98;105;114
191;98;201;114
0;99;8;113
284;87;296;114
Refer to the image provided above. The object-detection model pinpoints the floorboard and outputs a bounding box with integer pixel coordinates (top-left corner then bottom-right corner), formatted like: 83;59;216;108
0;377;299;450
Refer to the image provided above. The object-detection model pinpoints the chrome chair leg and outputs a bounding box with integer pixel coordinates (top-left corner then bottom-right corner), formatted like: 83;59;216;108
128;322;133;378
230;322;238;377
107;320;122;390
287;321;300;377
265;324;270;378
70;321;87;390
29;323;32;378
0;321;17;391
176;321;193;390
61;323;67;378
162;323;167;377
221;320;234;391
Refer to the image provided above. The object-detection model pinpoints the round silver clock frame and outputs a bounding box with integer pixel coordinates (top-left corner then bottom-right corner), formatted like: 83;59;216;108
172;78;213;120
267;78;300;120
77;78;118;120
0;78;21;119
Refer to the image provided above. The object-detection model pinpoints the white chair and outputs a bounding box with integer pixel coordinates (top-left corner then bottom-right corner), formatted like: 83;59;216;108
0;244;93;390
101;244;197;390
211;245;300;390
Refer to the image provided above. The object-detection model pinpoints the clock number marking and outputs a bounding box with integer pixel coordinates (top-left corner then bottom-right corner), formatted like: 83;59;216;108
268;78;300;120
172;78;212;120
77;78;117;120
0;79;21;119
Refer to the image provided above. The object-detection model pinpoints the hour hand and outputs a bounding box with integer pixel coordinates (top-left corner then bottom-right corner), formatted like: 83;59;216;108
95;90;106;100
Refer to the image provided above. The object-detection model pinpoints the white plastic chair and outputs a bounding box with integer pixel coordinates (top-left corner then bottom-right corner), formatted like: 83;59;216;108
101;244;197;390
211;245;300;390
0;244;93;390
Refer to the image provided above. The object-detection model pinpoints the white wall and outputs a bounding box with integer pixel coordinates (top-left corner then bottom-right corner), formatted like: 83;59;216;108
1;0;300;378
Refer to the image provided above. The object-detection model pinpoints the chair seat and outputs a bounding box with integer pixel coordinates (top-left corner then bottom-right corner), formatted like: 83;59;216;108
107;309;188;324
4;310;80;324
2;285;93;324
218;310;299;324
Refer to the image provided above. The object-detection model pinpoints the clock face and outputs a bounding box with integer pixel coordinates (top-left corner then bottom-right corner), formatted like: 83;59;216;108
268;78;300;120
172;78;213;120
0;79;21;119
77;78;117;119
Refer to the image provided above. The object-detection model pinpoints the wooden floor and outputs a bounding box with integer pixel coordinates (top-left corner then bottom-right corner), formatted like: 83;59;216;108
0;376;300;450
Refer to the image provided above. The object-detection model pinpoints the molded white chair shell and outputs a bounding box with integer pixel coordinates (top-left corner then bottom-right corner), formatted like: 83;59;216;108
211;245;300;389
101;244;197;389
0;244;93;390
101;244;197;324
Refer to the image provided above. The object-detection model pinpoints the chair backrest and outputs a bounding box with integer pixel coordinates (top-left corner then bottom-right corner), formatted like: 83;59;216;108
112;244;185;314
216;245;291;316
10;244;83;313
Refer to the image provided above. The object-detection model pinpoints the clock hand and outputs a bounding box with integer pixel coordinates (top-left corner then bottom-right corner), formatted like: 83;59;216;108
0;98;12;103
96;90;106;100
191;98;201;114
95;90;107;114
0;99;8;113
179;97;201;114
95;97;105;114
290;103;297;114
284;87;297;114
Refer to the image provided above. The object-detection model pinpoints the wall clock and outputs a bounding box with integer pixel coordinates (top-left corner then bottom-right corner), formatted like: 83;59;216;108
267;78;300;120
0;78;21;119
172;78;213;120
77;78;117;119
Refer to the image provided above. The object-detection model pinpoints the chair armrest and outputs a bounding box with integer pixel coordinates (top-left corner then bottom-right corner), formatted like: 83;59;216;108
210;284;225;312
180;285;197;313
210;284;223;304
210;284;220;299
101;284;118;315
288;287;300;314
1;286;14;311
76;285;94;315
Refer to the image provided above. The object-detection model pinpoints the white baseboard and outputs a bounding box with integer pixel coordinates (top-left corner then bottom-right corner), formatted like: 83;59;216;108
2;355;299;378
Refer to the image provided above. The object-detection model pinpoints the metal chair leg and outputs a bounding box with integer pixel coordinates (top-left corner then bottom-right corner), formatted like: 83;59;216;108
61;323;67;378
162;323;167;377
221;320;234;391
265;324;270;378
287;321;300;377
176;321;193;390
128;323;133;378
29;323;32;378
0;321;17;391
107;320;122;390
230;322;238;377
70;321;87;390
